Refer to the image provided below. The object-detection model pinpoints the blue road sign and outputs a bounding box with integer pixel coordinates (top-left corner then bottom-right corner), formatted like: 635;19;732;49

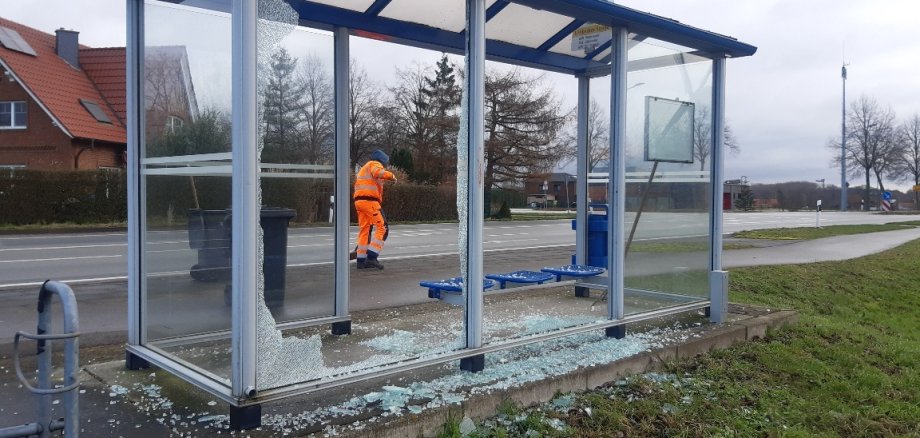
883;191;892;200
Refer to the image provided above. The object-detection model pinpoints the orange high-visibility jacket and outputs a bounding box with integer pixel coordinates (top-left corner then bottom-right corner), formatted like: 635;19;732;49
353;160;396;202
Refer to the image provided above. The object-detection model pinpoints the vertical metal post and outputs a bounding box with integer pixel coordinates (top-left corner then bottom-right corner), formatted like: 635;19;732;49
575;76;589;265
840;64;848;211
607;27;627;326
464;0;486;351
231;0;258;399
125;0;144;348
332;27;351;334
709;57;728;323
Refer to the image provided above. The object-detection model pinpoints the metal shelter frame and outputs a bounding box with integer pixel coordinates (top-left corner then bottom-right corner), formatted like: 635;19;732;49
125;0;756;428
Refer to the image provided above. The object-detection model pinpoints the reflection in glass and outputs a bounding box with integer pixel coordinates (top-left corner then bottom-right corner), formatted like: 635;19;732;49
622;38;713;315
142;0;233;382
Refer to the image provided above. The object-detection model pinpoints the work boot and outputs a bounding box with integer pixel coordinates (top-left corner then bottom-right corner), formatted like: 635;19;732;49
356;260;367;269
363;259;384;270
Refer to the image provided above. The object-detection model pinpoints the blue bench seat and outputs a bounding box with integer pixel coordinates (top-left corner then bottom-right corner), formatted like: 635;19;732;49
485;270;555;289
421;277;496;305
540;265;606;281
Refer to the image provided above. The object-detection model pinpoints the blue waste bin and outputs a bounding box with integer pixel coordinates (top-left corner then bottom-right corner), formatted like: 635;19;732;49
571;204;608;268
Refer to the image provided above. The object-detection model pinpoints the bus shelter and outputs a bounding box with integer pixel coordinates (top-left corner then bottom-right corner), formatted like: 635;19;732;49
125;0;755;428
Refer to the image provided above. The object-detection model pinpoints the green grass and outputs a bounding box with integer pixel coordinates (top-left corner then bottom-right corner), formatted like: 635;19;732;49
733;222;919;240
441;238;920;437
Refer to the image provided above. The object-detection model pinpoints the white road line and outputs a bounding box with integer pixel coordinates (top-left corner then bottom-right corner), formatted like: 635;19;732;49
0;243;127;252
0;255;122;263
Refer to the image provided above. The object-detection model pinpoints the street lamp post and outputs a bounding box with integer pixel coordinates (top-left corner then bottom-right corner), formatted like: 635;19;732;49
840;64;848;211
542;180;548;209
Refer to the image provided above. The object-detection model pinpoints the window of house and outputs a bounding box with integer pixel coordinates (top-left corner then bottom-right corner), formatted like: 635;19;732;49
166;115;185;133
0;101;27;129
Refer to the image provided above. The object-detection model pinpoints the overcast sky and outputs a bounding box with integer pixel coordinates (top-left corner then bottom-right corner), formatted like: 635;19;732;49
3;0;919;190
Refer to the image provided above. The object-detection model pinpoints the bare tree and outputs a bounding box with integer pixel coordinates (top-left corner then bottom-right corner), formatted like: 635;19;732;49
348;61;381;168
298;54;334;164
482;68;571;214
842;95;896;209
692;105;739;171
585;100;610;171
391;64;440;183
557;100;609;171
895;113;920;208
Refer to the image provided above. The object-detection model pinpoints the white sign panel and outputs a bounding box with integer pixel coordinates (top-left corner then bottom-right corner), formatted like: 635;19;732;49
571;24;611;52
644;96;695;163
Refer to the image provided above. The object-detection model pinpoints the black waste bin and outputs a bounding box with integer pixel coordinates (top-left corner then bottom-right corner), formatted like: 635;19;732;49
187;209;232;282
259;207;296;306
189;207;296;307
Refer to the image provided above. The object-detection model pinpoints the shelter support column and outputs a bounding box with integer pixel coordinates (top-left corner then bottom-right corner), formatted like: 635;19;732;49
606;26;628;339
332;26;352;335
125;0;150;370
574;76;590;297
708;57;728;323
230;0;259;421
460;0;486;373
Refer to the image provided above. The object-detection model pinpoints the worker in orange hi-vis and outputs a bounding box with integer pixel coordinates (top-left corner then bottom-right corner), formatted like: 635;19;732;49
353;149;397;270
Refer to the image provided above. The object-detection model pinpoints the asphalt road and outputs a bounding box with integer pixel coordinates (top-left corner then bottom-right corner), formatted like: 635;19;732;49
1;211;918;288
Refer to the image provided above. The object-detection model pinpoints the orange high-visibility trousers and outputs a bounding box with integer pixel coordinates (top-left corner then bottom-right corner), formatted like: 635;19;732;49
355;199;388;261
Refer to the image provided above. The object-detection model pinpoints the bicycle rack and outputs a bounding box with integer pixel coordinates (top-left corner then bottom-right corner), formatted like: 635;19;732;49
0;281;80;438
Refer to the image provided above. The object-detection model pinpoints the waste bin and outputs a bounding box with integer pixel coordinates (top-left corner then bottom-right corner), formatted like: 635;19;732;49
187;209;232;282
188;207;296;307
570;204;608;268
259;207;296;306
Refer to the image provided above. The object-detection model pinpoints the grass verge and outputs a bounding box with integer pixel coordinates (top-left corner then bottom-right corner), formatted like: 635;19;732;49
733;222;919;240
441;238;920;437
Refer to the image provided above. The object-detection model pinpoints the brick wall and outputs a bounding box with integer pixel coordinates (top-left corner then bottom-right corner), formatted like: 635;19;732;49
0;79;123;169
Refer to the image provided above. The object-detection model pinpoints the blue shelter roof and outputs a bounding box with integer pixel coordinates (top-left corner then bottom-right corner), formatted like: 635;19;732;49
287;0;756;75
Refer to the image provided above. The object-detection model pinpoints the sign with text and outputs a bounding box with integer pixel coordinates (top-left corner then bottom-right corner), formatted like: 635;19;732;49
571;24;611;52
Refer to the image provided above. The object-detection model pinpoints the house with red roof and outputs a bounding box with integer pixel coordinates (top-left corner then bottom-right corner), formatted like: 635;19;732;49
0;17;126;171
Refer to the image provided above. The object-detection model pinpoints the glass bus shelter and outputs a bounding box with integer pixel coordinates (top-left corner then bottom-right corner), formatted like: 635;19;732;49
125;0;755;428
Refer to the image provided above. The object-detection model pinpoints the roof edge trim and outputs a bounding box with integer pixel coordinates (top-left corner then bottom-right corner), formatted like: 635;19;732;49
0;58;73;138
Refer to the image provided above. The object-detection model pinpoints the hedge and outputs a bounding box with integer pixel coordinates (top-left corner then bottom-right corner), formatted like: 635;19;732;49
0;170;126;225
0;170;460;225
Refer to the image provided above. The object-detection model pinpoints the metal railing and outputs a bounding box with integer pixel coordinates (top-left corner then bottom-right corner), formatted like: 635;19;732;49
0;281;80;438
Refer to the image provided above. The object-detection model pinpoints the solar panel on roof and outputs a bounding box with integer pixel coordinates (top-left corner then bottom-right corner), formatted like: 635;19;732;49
0;26;37;57
80;99;113;124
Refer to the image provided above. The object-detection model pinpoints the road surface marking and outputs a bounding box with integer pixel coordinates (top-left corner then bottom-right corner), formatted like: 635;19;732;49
0;255;122;263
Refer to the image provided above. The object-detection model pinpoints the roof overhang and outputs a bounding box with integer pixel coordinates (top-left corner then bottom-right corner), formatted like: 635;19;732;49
166;0;756;76
287;0;756;76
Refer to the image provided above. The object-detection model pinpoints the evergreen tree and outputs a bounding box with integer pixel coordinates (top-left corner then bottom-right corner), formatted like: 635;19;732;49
262;48;305;163
735;186;755;211
389;147;414;175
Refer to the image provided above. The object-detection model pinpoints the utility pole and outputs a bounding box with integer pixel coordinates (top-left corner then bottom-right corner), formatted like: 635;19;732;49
840;63;848;211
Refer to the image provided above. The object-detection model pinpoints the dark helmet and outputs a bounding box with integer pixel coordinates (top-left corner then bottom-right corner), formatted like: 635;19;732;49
371;149;389;166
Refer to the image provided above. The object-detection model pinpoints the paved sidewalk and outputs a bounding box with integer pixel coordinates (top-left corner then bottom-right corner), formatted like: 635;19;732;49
724;226;920;267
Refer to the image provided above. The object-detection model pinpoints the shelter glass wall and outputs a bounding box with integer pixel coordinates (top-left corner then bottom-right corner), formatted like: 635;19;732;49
142;0;234;382
253;1;465;391
622;37;713;315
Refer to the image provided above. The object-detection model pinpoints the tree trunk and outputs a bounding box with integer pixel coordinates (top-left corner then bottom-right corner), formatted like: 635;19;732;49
864;169;871;211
